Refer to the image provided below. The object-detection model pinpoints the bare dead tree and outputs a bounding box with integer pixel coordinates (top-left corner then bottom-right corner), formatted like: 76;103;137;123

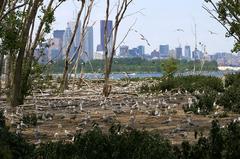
103;0;134;97
70;0;95;90
60;0;86;93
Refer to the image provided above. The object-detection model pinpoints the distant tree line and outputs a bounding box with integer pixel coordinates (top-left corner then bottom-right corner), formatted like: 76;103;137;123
49;58;218;74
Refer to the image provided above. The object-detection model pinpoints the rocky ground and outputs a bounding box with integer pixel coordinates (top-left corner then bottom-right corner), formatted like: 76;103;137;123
0;80;239;145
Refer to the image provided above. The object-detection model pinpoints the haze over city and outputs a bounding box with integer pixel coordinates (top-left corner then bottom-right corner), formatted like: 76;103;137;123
53;0;235;54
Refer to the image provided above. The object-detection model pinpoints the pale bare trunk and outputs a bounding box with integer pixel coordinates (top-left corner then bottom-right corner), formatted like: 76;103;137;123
103;0;133;97
60;1;85;93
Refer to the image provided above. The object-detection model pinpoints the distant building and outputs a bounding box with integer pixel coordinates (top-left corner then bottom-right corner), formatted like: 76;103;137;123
53;30;65;40
96;44;103;52
94;51;104;60
128;48;138;57
100;20;113;52
137;45;145;57
184;45;191;60
211;52;236;66
74;20;81;49
192;49;203;60
53;30;65;58
169;49;176;58
119;45;129;57
175;47;182;59
151;50;159;58
34;42;49;64
48;38;62;61
63;23;75;59
159;44;169;59
82;26;94;61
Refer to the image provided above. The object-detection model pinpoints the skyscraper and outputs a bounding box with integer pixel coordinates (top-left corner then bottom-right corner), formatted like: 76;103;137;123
63;23;75;59
119;45;129;57
175;47;182;59
53;30;65;58
100;20;113;52
53;30;65;40
82;26;94;61
137;45;145;57
184;45;191;60
73;20;81;50
159;45;169;59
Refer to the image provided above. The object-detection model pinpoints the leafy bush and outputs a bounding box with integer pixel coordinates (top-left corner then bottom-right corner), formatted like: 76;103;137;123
1;118;240;159
140;75;224;93
23;114;38;126
0;111;5;128
185;89;217;115
225;73;240;88
0;111;35;159
37;125;175;159
217;85;240;112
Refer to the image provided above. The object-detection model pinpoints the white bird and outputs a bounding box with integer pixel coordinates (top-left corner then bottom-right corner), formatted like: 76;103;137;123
64;130;71;137
197;107;200;114
57;124;62;129
188;98;193;108
3;109;7;117
54;132;59;138
154;109;160;116
20;121;27;128
130;110;134;115
238;117;240;121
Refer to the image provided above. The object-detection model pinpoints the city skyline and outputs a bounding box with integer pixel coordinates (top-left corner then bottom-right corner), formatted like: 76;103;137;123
53;0;235;55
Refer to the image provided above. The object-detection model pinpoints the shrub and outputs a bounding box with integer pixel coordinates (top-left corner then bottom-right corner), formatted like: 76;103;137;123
217;85;240;112
140;75;224;93
225;73;240;88
23;114;38;126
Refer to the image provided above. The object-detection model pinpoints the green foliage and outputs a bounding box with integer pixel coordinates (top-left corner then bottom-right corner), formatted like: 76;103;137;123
225;73;240;88
217;73;240;112
205;0;240;52
0;111;35;159
140;75;224;93
49;58;218;73
0;11;23;55
37;126;175;159
0;111;5;128
217;85;240;112
22;60;54;97
1;117;240;159
22;114;38;127
185;89;218;115
161;58;177;77
40;6;55;34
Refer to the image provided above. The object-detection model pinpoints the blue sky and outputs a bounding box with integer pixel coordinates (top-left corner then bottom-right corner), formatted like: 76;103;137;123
53;0;234;54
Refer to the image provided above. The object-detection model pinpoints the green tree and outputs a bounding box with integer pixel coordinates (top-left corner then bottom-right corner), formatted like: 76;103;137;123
161;58;178;77
204;0;240;52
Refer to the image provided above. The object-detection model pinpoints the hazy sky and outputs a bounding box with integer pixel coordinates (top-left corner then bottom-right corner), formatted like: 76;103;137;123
53;0;235;54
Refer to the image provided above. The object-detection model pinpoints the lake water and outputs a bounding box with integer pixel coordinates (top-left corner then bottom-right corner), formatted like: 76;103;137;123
54;70;239;80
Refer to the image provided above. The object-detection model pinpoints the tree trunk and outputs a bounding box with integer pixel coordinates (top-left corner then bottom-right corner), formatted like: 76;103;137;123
0;54;4;94
21;0;54;98
11;0;42;107
60;2;85;93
